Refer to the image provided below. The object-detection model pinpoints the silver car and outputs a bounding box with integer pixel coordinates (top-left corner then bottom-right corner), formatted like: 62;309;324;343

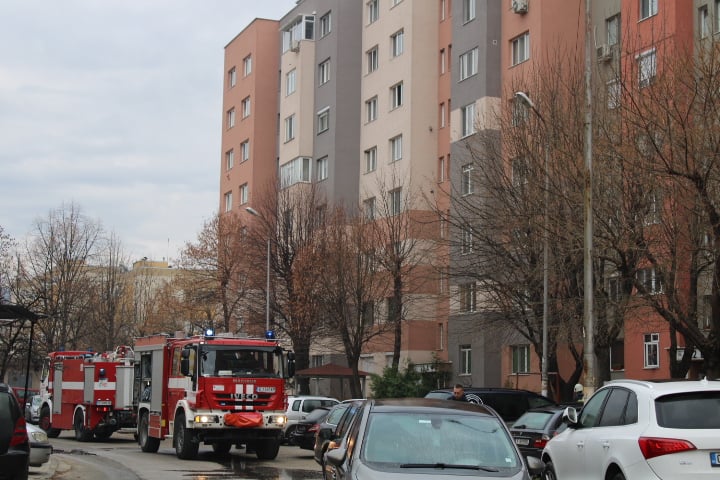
27;423;52;467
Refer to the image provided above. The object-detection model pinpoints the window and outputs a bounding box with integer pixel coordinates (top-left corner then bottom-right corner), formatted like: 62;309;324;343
440;0;447;21
365;146;377;172
716;0;720;33
607;78;620;109
285;114;296;142
386;296;401;322
239;183;248;205
461;103;476;137
391;0;403;6
319;59;330;85
367;0;379;24
367;46;379;73
241;96;251;118
438;156;446;182
362;301;375;326
366;96;378;122
638;49;656;88
610;339;625;371
391;30;404;57
286;69;297;96
700;6;710;39
440;49;446;74
512;157;529;187
607;276;622;302
463;0;476;23
226;108;235;129
512;345;530;374
280;157;311;188
607;15;619;46
461;164;473;195
224;191;233;212
390;135;403;162
225;149;234;170
459;282;476;312
459;47;478;80
319;12;331;37
317;107;330;134
282;14;315;52
461;227;473;254
364;197;376;220
644;188;662;225
460;345;472;375
511;32;530;66
311;355;324;368
240;140;250;162
243;55;252;77
636;267;664;295
390;188;402;215
512;98;529;126
640;0;658;20
316;156;329;181
440;102;446;128
228;67;237;88
390;82;403;109
644;333;659;368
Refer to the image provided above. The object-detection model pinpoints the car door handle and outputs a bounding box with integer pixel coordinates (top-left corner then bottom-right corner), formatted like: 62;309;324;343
576;441;585;449
602;440;610;448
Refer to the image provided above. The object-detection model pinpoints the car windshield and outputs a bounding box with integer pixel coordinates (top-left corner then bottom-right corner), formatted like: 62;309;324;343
199;347;281;377
655;391;720;429
512;410;554;429
362;411;520;470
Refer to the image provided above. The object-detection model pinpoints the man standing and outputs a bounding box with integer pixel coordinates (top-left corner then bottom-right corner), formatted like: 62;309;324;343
450;384;468;402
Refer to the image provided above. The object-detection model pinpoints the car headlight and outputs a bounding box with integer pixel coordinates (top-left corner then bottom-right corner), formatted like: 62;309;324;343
270;415;286;425
30;430;48;443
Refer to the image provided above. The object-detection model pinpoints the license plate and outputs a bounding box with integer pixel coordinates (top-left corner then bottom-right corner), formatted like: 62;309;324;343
515;438;530;446
711;452;720;467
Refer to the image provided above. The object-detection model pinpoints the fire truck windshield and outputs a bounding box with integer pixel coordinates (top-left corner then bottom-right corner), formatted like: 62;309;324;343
199;346;281;378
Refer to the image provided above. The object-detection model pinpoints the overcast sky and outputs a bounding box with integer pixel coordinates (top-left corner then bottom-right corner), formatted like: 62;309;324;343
0;0;295;263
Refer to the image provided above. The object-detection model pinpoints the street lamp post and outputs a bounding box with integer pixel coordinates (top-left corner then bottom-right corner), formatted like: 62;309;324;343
245;207;271;334
514;91;550;398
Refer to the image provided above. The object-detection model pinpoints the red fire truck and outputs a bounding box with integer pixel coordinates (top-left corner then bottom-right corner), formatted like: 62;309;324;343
134;330;295;460
38;346;137;441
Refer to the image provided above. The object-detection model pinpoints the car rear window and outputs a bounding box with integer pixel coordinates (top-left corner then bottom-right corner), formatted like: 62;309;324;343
305;408;329;423
512;410;554;429
655;392;720;429
424;391;451;400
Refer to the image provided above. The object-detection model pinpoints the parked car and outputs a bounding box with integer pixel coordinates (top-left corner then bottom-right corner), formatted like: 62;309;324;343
24;396;41;425
323;398;544;480
509;405;567;461
283;395;339;440
314;400;364;466
0;383;30;480
288;406;331;449
26;423;51;467
541;378;720;480
424;387;556;424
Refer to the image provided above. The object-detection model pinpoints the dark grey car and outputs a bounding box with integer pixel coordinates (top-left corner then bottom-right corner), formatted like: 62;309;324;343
0;383;30;480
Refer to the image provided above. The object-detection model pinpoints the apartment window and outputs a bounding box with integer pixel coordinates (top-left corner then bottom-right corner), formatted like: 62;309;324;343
512;157;529;187
391;30;404;57
228;67;237;88
463;0;476;23
284;114;296;142
610;339;625;371
243;55;252;77
225;149;234;170
460;345;472;375
280;157;311;188
367;46;379;73
716;0;720;32
239;183;248;205
241;96;251;118
440;102;446;128
240;140;250;162
319;59;330;85
461;103;476;137
511;32;530;66
512;345;530;374
640;0;658;20
224;191;233;212
390;188;402;216
607;15;619;46
440;0;447;21
390;82;404;109
316;156;329;181
286;69;296;96
362;301;375;327
638;49;656;88
386;296;401;322
282;15;315;52
607;78;620;109
607;276;622;303
636;267;664;295
440;48;446;74
364;197;376;220
390;135;403;162
643;333;659;368
459;47;478;81
366;96;378;123
226;108;235;129
365;146;377;172
461;164;473;195
367;0;379;24
512;98;529;126
319;12;331;37
391;0;403;6
459;282;476;312
461;227;473;254
644;188;662;225
317;107;330;134
438;156;446;182
700;6;710;39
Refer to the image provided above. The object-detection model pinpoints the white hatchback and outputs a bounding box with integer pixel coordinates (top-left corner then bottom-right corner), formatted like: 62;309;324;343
541;378;720;480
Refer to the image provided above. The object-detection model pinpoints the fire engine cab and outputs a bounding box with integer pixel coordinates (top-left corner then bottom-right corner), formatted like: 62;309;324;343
38;346;136;441
134;330;295;460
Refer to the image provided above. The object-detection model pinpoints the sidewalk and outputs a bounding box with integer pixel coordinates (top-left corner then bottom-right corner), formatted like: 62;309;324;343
31;453;72;479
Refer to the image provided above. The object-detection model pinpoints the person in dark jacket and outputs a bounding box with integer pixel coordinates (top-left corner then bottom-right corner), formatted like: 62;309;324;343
449;384;468;402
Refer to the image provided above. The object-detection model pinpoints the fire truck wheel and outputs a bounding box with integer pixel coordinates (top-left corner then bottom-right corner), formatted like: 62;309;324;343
255;438;281;460
212;441;232;454
138;413;160;453
74;409;93;442
39;406;60;438
174;412;199;460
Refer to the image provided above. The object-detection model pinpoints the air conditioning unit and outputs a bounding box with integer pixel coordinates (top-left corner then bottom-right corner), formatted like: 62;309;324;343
290;40;300;52
596;44;612;62
512;0;528;14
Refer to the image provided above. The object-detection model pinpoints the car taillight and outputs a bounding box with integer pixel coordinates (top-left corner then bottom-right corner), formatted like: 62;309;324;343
533;434;550;449
11;417;28;447
638;437;696;460
308;424;320;433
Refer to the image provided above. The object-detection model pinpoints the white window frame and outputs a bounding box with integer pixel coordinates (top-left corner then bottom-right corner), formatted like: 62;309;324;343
459;47;478;81
367;46;379;73
319;59;330;85
607;78;620;109
461;164;473;195
316;156;329;181
461;227;473;254
243;55;252;77
390;135;403;162
640;0;658;20
241;96;251;118
391;29;404;57
226;108;235;129
636;267;664;295
440;48;446;74
367;0;379;24
512;345;530;374
240;140;250;162
459;282;476;312
463;0;476;23
228;67;237;88
438;156;446;182
366;96;378;123
319;12;331;37
461;103;476;137
225;149;234;170
364;197;376;220
224;191;233;212
286;69;297;96
716;0;720;33
700;5;710;39
365;146;377;173
317;107;330;134
638;49;656;88
440;102;446;128
643;333;660;368
390;188;402;215
285;114;296;142
390;82;403;109
460;345;472;375
239;183;248;205
607;15;619;46
511;32;530;66
280;157;312;188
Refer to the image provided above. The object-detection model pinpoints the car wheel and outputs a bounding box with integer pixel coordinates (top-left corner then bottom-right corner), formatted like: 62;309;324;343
609;472;626;480
542;460;557;480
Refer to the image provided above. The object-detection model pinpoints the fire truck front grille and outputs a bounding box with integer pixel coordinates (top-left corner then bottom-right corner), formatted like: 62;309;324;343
214;392;275;411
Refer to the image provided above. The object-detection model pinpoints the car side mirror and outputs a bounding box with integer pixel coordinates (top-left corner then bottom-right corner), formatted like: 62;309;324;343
325;447;347;466
562;406;578;426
